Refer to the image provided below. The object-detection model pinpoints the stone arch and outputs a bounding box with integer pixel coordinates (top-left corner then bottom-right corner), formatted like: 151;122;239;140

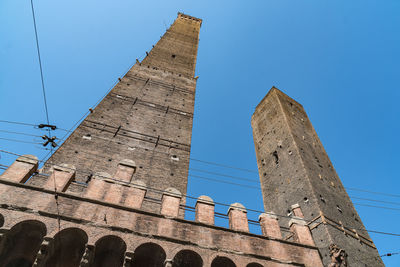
43;228;88;267
247;263;264;267
92;235;126;267
172;249;202;267
131;242;166;267
211;256;236;267
0;220;46;267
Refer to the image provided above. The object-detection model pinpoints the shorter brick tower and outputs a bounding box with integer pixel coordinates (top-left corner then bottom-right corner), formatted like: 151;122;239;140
251;87;384;266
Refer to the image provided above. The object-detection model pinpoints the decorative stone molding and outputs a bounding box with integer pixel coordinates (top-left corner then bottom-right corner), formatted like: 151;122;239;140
328;244;348;267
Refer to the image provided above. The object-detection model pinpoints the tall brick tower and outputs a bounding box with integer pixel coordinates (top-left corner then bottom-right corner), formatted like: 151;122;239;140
251;87;384;266
41;12;202;214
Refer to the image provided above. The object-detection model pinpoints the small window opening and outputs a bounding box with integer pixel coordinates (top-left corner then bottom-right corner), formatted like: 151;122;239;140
272;151;279;165
171;54;176;58
336;205;343;213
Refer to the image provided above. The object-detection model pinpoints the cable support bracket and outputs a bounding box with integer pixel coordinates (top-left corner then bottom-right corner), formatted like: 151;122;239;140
41;135;58;148
37;124;57;130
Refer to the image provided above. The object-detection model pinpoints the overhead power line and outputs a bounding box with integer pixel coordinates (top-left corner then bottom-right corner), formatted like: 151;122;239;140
30;0;50;128
350;196;400;206
190;158;258;174
39;61;134;163
346;187;400;198
353;203;400;212
2;149;400;238
0;120;36;127
30;0;61;233
189;174;260;189
0;120;70;133
0;129;43;138
0;137;41;145
2;145;400;213
2;143;400;209
189;167;259;183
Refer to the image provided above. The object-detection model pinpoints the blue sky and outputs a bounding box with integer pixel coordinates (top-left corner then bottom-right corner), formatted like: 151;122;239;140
1;0;400;265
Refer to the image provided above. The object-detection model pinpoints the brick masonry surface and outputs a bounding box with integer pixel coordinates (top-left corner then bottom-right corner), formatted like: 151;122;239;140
0;176;323;266
39;13;202;215
251;87;384;266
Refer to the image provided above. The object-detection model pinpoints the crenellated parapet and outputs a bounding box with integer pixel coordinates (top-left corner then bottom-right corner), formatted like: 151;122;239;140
0;155;324;266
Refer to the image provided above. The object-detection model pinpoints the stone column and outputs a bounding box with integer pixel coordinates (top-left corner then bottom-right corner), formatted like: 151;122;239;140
79;244;94;267
164;259;173;267
32;236;52;266
123;251;134;267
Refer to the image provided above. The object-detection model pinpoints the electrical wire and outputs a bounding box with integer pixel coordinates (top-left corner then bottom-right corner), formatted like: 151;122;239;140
11;122;396;207
190;158;258;174
30;0;62;235
2;146;400;210
352;203;400;212
350;196;400;206
346;187;400;198
0;129;43;138
39;57;139;164
2;149;400;239
0;120;36;127
0;137;42;145
189;167;259;183
0;120;71;133
189;174;260;189
30;0;50;129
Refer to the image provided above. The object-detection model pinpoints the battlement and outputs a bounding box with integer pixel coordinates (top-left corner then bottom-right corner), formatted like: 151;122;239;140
177;12;202;26
0;155;323;266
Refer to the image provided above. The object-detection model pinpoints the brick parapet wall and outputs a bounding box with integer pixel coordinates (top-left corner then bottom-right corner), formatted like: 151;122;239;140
0;176;323;266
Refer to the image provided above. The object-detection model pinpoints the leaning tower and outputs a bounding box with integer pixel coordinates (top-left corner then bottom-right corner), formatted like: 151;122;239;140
0;12;368;267
251;87;384;266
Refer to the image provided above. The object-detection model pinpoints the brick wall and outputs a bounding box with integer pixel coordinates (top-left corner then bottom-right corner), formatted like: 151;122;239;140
251;87;384;266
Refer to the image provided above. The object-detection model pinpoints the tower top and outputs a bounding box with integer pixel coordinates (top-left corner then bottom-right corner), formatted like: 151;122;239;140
141;12;202;78
177;12;202;26
253;86;303;115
